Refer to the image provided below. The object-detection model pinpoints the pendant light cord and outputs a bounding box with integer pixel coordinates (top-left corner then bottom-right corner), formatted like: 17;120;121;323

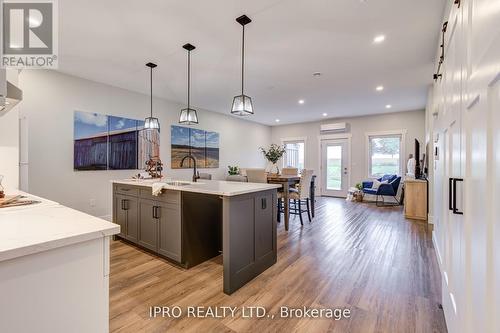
241;25;245;95
150;66;153;118
188;50;191;109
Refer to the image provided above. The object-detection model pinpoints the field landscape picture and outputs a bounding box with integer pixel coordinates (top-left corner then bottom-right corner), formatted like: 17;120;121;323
171;125;219;169
205;131;220;168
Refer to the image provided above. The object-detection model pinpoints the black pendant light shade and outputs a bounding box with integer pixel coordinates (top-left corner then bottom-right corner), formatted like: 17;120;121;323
144;62;160;130
231;14;254;116
179;43;199;125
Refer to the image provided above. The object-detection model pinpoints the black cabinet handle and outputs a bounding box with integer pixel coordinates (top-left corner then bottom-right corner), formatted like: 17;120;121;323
121;199;129;210
448;178;453;211
152;206;156;219
453;178;464;215
261;198;267;210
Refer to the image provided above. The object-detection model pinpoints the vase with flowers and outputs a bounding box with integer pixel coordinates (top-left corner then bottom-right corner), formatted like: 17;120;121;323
259;144;286;175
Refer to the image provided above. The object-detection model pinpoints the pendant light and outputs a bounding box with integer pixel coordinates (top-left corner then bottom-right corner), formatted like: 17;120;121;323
231;14;254;116
144;62;160;130
179;43;199;125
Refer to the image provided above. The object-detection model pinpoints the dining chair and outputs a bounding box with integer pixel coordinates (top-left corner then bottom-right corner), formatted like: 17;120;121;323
281;168;298;176
278;169;314;225
245;169;268;183
226;175;248;182
198;173;212;180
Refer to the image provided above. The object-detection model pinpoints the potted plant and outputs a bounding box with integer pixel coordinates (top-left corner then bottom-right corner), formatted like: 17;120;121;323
355;183;363;202
259;144;286;175
228;166;240;176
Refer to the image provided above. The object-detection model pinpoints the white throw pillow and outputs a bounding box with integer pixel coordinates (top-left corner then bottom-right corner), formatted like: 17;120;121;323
371;179;388;190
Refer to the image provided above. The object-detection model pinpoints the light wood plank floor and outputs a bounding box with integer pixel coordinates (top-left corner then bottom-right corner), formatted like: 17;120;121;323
110;197;447;333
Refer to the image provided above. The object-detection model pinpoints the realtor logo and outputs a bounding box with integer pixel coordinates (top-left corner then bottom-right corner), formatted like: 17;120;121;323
1;0;58;68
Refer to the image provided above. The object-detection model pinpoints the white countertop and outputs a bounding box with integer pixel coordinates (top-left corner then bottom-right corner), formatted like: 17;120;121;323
112;179;282;197
0;191;120;262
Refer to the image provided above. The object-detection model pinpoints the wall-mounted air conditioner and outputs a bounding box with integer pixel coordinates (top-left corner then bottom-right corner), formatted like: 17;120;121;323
320;122;347;132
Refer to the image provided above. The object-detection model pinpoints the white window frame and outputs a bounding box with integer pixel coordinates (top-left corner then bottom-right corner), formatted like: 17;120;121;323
365;130;406;179
280;137;307;169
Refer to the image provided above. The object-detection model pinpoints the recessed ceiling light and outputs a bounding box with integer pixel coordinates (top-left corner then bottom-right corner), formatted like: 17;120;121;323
322;113;328;117
298;99;305;104
373;35;385;43
313;72;322;77
385;104;392;109
275;119;280;123
376;85;384;91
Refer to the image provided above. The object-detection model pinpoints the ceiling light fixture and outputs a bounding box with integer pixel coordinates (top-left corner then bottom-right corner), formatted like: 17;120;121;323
385;104;392;109
179;43;199;125
298;99;305;104
231;14;254;116
373;35;385;43
322;113;328;117
144;62;160;130
313;72;322;77
376;85;384;91
275;119;280;123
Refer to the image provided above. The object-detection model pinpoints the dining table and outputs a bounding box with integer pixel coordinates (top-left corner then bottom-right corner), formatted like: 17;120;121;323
266;174;316;231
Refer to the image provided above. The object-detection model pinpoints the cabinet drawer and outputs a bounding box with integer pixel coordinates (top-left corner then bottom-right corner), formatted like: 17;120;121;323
140;189;180;204
114;184;139;196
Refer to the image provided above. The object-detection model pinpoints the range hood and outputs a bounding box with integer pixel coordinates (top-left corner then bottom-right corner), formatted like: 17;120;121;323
0;69;23;116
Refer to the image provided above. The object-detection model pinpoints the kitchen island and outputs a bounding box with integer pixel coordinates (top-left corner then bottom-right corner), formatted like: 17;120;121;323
0;191;120;333
112;179;281;294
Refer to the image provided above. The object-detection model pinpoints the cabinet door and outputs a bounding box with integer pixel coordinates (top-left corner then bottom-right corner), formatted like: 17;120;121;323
114;194;128;237
138;199;158;252
157;202;181;262
125;196;139;242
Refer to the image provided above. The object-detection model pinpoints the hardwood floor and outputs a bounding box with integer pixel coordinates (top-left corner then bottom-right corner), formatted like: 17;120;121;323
109;197;447;333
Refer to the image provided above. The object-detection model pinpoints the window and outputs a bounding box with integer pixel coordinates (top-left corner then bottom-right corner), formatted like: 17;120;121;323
368;134;403;178
282;140;305;169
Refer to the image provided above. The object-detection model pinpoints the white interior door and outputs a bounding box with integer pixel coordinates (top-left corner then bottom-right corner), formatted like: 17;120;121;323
321;139;349;197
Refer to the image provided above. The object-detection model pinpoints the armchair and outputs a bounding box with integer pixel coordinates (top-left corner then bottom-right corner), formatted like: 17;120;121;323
362;175;401;207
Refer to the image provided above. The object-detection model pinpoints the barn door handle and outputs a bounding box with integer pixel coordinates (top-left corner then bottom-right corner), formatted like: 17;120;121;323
453;178;463;215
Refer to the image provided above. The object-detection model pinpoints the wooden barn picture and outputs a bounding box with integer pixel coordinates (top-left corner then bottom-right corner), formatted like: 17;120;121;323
74;111;159;171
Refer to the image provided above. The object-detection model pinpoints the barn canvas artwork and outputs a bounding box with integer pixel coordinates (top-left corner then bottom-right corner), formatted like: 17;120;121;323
74;111;160;171
171;125;219;169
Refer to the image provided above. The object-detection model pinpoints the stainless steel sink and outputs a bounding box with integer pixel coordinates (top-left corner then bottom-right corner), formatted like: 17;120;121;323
165;181;192;186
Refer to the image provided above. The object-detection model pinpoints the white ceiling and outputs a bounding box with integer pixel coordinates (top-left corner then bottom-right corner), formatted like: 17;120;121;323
58;0;446;126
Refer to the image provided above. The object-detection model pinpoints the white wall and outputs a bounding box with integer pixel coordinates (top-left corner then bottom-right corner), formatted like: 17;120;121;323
19;70;271;218
271;110;425;191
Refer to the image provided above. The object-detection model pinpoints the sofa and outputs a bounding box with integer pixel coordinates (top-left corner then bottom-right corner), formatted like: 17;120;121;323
362;174;401;207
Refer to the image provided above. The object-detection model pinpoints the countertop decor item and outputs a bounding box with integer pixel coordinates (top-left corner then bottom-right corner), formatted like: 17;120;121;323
179;43;199;125
144;62;160;130
231;14;254;116
260;144;286;175
228;165;240;175
0;175;4;198
145;157;163;178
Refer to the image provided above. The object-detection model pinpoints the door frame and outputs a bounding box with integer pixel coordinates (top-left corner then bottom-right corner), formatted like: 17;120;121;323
317;133;352;197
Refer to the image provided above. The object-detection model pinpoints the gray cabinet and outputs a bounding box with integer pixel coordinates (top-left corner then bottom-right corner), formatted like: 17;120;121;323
138;199;158;251
157;201;181;262
113;184;181;263
113;193;138;241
